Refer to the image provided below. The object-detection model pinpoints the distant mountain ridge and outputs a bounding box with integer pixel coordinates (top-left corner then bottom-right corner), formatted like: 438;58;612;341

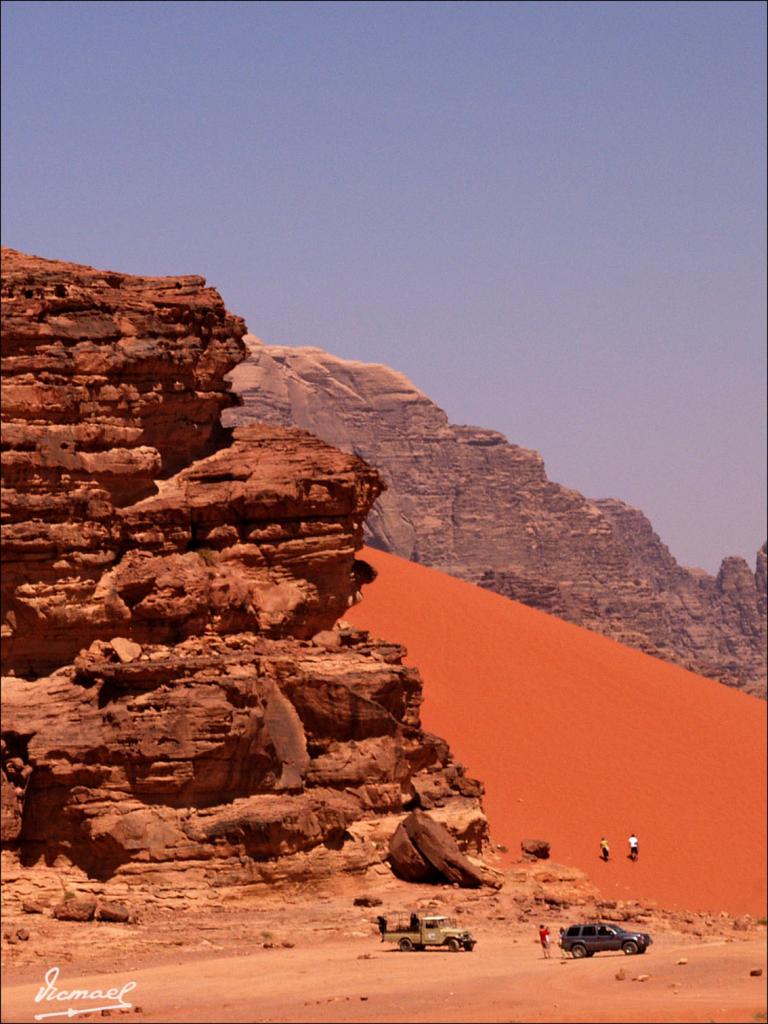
226;337;767;697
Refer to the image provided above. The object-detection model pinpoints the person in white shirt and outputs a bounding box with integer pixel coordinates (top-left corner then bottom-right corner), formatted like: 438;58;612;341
628;833;639;861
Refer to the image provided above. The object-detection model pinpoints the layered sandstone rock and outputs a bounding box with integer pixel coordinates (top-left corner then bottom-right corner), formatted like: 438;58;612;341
4;420;381;675
2;248;245;674
2;630;485;886
0;250;489;887
227;340;767;696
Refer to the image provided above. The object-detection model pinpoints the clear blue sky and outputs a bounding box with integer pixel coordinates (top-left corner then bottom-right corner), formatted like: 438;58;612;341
2;0;765;572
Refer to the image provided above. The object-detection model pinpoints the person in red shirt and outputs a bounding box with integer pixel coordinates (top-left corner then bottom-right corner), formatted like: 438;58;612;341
538;924;552;958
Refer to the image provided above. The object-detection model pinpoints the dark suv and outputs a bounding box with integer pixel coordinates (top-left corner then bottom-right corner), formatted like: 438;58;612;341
560;922;653;958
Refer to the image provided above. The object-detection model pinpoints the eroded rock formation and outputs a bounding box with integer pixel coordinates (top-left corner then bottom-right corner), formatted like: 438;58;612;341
1;250;489;888
227;340;767;696
2;630;485;886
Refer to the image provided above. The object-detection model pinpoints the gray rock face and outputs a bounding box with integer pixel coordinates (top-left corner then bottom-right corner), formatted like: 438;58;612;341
227;339;767;697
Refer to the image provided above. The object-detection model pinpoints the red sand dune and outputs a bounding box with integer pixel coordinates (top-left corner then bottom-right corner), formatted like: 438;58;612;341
346;548;767;918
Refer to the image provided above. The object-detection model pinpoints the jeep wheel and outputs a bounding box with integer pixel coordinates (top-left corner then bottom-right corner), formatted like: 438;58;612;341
622;940;639;955
398;937;414;952
571;943;587;959
446;937;461;952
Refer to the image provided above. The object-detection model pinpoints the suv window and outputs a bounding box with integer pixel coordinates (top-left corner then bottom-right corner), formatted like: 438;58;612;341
582;926;596;936
566;926;580;937
598;926;614;936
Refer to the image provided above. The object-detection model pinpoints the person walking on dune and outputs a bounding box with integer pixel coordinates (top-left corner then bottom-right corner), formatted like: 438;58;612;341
600;836;610;862
539;924;552;958
628;833;639;861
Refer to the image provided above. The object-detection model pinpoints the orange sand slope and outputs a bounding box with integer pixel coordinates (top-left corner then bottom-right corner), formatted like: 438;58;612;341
346;548;767;918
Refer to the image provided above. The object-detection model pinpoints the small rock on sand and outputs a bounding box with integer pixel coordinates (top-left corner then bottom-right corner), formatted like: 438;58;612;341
110;637;142;663
97;900;131;923
53;898;97;922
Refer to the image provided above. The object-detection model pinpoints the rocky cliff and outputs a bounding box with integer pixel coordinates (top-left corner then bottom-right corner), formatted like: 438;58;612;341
0;250;489;890
227;340;767;697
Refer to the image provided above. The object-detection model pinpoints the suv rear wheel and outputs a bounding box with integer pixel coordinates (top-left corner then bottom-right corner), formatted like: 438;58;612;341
571;943;587;958
622;940;639;955
398;937;414;952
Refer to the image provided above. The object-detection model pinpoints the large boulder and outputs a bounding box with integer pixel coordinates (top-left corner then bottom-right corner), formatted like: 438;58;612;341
389;810;492;888
388;821;439;883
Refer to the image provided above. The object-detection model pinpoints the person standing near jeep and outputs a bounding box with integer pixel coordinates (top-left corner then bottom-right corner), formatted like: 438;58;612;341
538;924;552;958
628;833;639;861
599;836;610;862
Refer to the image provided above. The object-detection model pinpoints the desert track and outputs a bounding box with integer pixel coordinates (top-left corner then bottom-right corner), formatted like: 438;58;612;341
3;932;766;1024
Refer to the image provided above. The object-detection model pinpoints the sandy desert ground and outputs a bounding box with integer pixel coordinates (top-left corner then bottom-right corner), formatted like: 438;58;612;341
346;548;768;918
2;874;766;1024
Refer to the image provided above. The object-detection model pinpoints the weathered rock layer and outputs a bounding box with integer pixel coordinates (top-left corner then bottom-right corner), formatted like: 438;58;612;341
227;340;767;696
2;629;485;886
1;250;488;887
